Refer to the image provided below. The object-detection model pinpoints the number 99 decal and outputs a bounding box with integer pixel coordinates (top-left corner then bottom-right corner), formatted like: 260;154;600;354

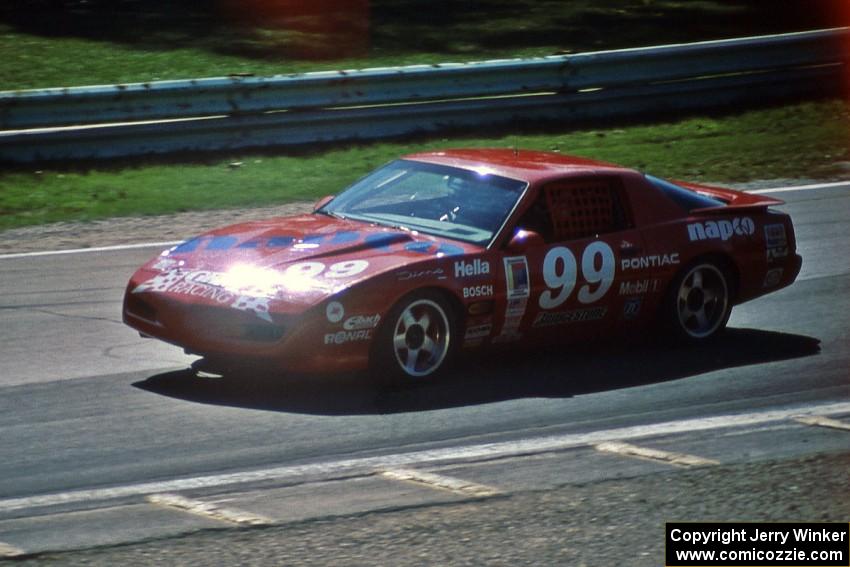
538;242;615;309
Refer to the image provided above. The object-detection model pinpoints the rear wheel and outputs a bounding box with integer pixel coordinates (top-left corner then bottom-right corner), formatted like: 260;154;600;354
664;260;732;342
371;290;456;385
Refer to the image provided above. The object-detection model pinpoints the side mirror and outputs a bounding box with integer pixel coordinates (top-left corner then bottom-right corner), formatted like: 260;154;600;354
313;195;335;211
506;229;544;253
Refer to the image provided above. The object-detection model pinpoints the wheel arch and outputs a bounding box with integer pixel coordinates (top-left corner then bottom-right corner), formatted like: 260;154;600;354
663;251;741;305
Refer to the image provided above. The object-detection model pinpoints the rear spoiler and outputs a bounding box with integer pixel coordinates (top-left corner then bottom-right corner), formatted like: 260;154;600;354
676;180;784;213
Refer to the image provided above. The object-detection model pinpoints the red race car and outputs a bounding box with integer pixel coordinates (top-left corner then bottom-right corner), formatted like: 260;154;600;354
123;149;801;384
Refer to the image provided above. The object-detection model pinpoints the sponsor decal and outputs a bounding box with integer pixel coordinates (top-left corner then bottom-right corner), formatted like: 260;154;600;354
763;268;784;288
618;279;660;295
764;224;788;248
324;329;372;345
623;297;642;320
620;253;680;270
687;217;755;241
454;258;491;278
132;269;272;322
464;324;493;340
764;223;789;262
463;285;494;299
343;314;380;331
285;260;369;280
539;242;615;309
495;256;530;341
326;301;345;323
504;257;530;300
152;257;181;271
532;306;608;328
397;268;447;281
767;246;789;261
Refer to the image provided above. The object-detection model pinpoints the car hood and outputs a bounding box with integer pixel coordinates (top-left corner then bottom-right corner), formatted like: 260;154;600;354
133;213;477;314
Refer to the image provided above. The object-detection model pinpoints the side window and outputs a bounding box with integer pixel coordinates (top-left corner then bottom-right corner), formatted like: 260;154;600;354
541;177;632;241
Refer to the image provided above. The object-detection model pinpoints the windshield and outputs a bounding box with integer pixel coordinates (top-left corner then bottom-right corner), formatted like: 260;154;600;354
320;159;528;246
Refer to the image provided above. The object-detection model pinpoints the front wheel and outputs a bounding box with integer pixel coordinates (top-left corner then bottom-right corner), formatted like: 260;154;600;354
663;261;733;343
371;290;456;385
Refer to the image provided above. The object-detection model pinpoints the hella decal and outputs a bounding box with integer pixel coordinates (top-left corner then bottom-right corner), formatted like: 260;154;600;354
454;259;490;278
620;253;679;270
687;217;755;242
463;285;494;299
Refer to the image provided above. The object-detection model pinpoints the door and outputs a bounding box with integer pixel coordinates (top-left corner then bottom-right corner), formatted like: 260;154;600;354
492;175;649;344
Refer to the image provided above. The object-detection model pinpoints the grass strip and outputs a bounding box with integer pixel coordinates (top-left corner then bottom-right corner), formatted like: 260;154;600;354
1;98;847;231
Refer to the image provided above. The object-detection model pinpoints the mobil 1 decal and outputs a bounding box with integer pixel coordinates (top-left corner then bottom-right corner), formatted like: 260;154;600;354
532;241;614;328
494;256;530;342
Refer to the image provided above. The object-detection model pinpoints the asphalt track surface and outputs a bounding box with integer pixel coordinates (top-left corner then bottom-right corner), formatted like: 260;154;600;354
0;182;847;557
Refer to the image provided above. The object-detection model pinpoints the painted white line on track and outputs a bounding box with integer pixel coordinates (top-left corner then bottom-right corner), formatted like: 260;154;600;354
594;441;719;467
146;493;272;526
0;241;181;260
380;468;501;497
749;181;849;194
0;542;25;558
793;415;850;432
0;401;847;515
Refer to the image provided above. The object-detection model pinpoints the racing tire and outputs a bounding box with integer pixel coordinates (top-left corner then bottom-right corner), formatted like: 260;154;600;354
370;290;457;387
663;259;733;343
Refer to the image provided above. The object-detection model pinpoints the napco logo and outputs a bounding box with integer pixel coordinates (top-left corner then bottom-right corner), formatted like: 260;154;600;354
454;259;490;278
687;217;755;242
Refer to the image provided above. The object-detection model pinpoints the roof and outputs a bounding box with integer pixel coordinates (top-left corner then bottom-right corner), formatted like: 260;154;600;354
403;148;628;183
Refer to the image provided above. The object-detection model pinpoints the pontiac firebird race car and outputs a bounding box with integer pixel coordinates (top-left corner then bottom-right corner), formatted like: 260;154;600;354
123;149;802;383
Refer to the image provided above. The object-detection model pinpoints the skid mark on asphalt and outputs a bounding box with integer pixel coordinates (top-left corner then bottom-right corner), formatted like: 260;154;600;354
380;468;502;497
146;494;272;526
793;415;850;432
594;442;719;467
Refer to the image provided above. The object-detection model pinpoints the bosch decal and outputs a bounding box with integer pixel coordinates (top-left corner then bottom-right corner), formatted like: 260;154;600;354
687;217;755;242
463;285;494;299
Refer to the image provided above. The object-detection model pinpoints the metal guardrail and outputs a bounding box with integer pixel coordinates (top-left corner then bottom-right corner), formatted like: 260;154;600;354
0;28;847;163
